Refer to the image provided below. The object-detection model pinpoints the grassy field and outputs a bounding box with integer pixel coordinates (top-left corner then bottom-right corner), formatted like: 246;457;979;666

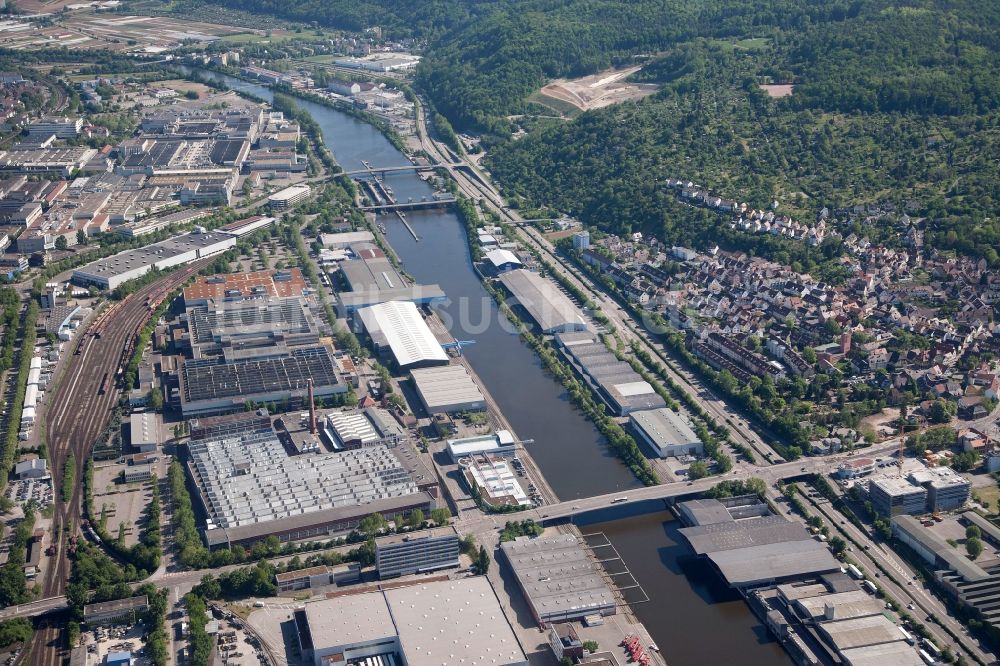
709;37;771;52
974;483;1000;514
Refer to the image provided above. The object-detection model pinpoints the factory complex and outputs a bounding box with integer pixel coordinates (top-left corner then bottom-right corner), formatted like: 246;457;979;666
188;428;436;549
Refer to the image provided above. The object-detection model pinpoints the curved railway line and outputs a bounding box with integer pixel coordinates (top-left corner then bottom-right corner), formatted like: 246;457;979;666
28;262;210;666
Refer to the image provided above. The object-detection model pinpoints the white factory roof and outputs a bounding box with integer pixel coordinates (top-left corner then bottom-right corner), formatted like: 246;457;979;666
498;269;587;333
325;410;378;446
130;412;159;447
319;230;374;248
485;248;522;269
357;300;447;367
305;577;526;666
386;577;525;666
410;364;485;411
304;590;395;648
447;430;515;460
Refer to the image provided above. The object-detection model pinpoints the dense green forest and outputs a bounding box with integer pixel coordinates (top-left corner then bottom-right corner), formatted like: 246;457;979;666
187;0;1000;259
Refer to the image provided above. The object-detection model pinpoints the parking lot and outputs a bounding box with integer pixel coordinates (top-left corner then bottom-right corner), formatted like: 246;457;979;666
79;623;153;666
3;478;53;508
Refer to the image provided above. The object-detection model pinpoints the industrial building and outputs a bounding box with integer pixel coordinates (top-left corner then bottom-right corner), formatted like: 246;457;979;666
484;248;523;273
357;300;448;368
336;245;446;314
498;269;589;333
446;430;516;462
188;409;272;441
409;365;486;415
375;530;460;579
319;230;374;248
459;454;530;508
129;412;160;453
14;458;47;479
296;577;525;666
500;533;617;626
555;332;666;415
83;596;148;626
182;268;306;307
333;54;421;72
629;407;702;458
891;515;990;584
184;297;323;359
72;230;236;290
177;345;347;416
187;429;435;549
677;497;841;588
324;407;406;450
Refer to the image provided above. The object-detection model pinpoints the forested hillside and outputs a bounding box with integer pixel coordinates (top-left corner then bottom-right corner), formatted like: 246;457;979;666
190;0;1000;260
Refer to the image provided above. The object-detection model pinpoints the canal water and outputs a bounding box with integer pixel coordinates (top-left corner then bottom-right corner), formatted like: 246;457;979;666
207;71;790;665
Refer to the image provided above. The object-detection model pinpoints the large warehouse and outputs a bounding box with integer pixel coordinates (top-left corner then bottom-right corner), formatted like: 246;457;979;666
188;429;435;549
178;345;347;416
72;230;236;290
409;364;486;415
678;497;841;588
500;534;616;626
297;577;526;666
629;407;703;458
555;331;665;415
357;300;448;368
498;269;589;333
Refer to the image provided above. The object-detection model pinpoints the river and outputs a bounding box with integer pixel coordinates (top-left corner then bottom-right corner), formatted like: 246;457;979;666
204;71;790;665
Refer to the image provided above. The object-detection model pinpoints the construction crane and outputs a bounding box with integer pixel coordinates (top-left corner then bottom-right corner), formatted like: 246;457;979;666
441;340;476;356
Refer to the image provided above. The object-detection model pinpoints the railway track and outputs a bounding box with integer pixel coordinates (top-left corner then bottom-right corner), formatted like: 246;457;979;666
28;263;208;666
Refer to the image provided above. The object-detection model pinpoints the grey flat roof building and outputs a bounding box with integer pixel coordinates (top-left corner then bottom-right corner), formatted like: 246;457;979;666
500;534;616;626
498;269;589;333
72;230;236;290
410;365;486;414
630;408;702;458
677;498;841;587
